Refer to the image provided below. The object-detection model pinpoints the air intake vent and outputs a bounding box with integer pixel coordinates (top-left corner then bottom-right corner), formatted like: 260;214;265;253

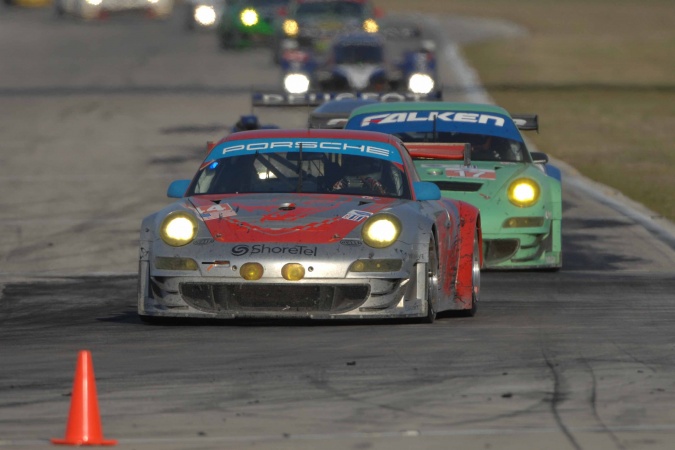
433;181;482;192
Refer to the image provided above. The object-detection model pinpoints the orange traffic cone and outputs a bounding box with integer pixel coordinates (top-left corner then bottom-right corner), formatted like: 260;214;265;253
51;350;117;446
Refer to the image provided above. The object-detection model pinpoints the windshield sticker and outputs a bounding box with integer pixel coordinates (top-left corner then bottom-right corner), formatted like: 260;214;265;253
209;138;401;163
360;112;506;128
346;109;523;142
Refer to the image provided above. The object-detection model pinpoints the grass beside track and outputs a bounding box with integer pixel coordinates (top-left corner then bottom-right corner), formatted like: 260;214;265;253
383;0;675;222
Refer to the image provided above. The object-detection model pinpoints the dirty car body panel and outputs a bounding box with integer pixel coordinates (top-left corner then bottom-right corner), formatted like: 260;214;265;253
138;129;481;321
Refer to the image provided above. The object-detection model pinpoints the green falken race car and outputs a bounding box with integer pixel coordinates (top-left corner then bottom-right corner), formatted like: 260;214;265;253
217;0;289;49
344;101;562;270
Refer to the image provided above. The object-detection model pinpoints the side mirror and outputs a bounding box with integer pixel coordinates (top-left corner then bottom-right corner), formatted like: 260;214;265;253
413;181;441;201
167;180;191;198
530;151;549;164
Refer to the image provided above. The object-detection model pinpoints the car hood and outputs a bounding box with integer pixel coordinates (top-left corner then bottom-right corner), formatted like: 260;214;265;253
187;193;400;244
414;161;540;198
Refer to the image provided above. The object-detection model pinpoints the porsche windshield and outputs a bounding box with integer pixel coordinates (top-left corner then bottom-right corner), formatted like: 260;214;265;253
397;131;531;163
189;151;411;198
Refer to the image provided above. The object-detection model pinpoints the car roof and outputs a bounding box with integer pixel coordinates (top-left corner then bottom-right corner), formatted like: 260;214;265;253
349;101;512;117
223;128;398;144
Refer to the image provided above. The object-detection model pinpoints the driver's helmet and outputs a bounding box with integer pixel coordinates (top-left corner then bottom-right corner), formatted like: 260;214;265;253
234;114;260;132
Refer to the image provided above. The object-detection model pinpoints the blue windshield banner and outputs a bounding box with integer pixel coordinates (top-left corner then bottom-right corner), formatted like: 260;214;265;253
207;138;403;164
345;110;524;142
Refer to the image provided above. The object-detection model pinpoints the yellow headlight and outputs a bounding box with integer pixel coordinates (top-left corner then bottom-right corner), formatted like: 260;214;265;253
363;18;378;33
362;214;401;248
240;8;259;26
160;211;198;247
507;179;540;207
281;263;305;281
240;262;264;280
283;19;299;36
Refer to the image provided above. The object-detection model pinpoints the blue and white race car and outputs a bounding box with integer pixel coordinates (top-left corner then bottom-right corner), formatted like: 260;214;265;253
280;31;441;98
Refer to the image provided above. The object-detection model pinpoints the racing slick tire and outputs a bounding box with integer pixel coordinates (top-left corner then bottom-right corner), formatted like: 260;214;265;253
461;229;481;317
420;234;439;323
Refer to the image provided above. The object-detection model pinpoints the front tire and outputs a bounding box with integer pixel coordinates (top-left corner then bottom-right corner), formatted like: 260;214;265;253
421;234;439;323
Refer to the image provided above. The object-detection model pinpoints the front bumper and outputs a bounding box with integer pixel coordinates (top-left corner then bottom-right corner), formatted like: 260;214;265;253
138;256;430;320
482;218;562;269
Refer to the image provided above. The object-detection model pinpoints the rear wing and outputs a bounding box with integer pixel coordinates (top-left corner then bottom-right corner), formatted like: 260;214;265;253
405;142;472;165
252;91;441;107
511;114;539;132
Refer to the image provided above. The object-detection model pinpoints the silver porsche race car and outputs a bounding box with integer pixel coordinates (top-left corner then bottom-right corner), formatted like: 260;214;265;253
138;129;482;322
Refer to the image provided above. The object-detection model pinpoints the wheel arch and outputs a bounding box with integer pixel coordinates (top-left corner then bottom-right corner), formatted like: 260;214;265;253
455;201;481;308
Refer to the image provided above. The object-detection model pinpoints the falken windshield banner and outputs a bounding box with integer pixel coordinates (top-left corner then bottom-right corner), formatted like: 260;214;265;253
207;138;404;164
347;110;524;142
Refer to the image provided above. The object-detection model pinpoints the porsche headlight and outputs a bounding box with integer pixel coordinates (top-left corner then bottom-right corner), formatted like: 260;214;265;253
160;211;198;247
408;73;435;94
283;73;310;94
85;0;102;5
507;178;540;207
283;19;299;36
363;18;378;33
194;5;216;26
362;214;401;249
240;8;258;26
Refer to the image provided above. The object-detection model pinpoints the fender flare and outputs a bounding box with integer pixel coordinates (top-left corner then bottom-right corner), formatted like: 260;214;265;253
455;201;481;308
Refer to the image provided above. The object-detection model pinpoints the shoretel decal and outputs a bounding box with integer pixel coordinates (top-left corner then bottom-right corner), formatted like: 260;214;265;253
231;244;318;257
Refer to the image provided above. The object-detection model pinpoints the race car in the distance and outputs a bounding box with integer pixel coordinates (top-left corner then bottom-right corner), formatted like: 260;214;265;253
229;114;280;133
217;0;289;49
138;128;482;322
280;31;441;97
345;102;562;270
54;0;173;19
272;0;383;64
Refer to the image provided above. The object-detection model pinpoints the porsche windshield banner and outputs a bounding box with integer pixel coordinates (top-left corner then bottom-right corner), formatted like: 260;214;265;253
208;138;403;163
346;110;523;142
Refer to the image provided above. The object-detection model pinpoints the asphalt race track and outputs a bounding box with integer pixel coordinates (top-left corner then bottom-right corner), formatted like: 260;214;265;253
2;6;675;450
